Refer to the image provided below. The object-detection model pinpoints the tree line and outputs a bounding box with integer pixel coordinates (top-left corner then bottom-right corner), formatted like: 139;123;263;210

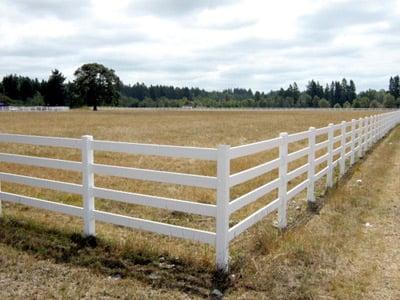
1;63;399;110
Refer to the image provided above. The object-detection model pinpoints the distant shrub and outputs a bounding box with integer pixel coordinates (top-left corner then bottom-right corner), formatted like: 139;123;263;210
369;100;381;108
29;92;45;106
318;98;330;108
343;101;351;108
383;94;396;108
0;93;12;105
333;103;342;109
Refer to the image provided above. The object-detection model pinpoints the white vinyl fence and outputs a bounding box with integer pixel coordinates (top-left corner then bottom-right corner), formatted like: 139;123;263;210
0;110;399;272
0;106;69;112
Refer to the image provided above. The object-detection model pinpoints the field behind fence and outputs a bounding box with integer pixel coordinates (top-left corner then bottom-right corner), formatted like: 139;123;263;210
0;110;399;272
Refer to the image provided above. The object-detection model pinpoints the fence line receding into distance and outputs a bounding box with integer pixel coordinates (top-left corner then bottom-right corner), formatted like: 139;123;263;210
0;110;399;272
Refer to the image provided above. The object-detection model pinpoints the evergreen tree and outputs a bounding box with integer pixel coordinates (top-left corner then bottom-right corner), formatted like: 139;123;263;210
348;80;356;102
389;75;400;99
2;75;19;99
19;77;34;102
45;69;66;106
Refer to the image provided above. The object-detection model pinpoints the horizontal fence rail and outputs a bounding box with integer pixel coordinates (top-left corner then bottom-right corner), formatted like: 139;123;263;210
0;110;399;272
0;106;70;112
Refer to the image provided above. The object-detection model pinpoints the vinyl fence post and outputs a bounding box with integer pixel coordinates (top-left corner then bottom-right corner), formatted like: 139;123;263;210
327;123;334;188
350;119;356;165
339;121;346;177
307;127;316;203
216;144;230;273
82;135;95;236
367;116;372;149
278;132;288;229
358;118;363;158
362;117;367;156
0;180;2;217
372;115;377;143
378;114;383;138
366;117;370;150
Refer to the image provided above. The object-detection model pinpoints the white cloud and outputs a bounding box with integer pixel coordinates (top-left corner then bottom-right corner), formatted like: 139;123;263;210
0;0;399;91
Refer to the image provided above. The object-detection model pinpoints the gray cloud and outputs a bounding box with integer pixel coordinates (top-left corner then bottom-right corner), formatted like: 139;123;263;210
5;0;91;19
0;0;399;92
129;0;231;17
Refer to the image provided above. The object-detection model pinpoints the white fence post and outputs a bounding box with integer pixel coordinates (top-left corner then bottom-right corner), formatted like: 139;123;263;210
307;127;316;203
367;116;371;148
371;116;375;146
327;123;334;188
0;180;2;217
367;116;372;150
82;135;95;236
278;132;288;229
361;117;367;157
358;118;363;158
350;119;356;165
216;144;230;272
339;121;346;177
372;115;376;143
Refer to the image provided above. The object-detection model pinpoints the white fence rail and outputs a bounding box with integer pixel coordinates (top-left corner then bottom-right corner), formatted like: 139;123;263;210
0;110;399;272
0;106;69;112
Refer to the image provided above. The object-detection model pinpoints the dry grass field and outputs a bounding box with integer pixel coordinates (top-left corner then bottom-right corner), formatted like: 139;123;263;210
1;109;396;298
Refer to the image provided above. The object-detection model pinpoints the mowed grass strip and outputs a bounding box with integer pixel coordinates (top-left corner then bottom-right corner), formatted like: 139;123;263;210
0;109;384;269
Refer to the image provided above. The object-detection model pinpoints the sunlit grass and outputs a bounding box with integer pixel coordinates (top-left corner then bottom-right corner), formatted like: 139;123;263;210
0;109;383;269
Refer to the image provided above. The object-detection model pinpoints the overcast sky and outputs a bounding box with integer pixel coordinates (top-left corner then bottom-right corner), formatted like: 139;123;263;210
1;0;399;92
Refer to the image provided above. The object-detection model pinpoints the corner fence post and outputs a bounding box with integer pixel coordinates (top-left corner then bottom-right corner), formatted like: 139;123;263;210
339;121;346;177
278;132;288;229
350;119;356;165
327;123;334;188
216;144;230;273
307;127;316;203
82;135;95;236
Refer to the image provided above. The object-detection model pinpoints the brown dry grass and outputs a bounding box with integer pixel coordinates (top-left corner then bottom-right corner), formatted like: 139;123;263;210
0;109;394;298
227;124;400;299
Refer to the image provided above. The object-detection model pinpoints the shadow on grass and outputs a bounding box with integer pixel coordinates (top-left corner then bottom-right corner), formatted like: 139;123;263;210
0;216;227;297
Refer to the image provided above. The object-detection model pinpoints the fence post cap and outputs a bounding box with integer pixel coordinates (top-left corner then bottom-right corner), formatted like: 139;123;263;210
82;135;93;140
